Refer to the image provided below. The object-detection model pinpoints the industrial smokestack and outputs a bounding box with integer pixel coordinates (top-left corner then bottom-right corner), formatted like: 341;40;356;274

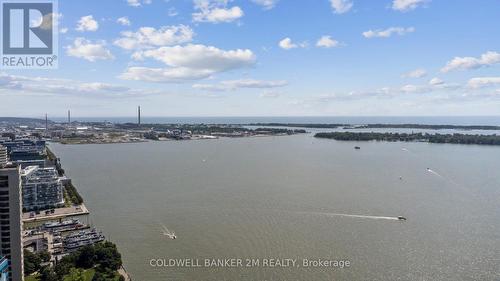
68;110;71;124
138;106;141;126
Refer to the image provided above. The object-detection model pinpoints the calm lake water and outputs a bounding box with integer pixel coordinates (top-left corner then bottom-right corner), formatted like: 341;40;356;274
49;133;500;281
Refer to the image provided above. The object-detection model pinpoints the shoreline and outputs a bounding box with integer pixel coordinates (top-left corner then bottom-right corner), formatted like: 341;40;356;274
24;146;134;280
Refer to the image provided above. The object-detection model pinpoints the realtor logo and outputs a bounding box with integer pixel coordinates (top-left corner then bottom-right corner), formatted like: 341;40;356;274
1;0;58;69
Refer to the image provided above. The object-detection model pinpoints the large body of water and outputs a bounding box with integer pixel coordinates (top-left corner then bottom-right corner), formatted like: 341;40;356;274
49;129;500;280
51;115;500;126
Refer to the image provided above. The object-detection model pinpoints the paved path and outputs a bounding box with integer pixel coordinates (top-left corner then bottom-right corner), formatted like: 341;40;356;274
118;267;132;281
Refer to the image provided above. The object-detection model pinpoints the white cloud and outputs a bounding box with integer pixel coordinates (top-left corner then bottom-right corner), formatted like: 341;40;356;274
251;0;279;10
0;73;158;98
441;51;500;73
119;67;214;82
279;38;296;50
117;17;131;26
66;38;114;62
60;27;68;34
127;0;152;7
329;0;353;14
114;25;194;50
392;0;428;12
278;37;307;50
363;27;415;38
192;0;243;23
168;7;179;17
429;77;444;86
316;35;339;48
402;68;427;78
193;79;288;91
121;44;256;82
76;15;98;32
467;77;500;88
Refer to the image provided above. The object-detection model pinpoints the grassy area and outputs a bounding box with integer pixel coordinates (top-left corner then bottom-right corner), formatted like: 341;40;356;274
25;274;39;281
46;147;57;161
64;181;84;205
26;269;121;281
63;268;95;281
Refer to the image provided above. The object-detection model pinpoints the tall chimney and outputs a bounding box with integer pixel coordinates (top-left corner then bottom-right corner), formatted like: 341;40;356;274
138;106;141;126
68;110;71;124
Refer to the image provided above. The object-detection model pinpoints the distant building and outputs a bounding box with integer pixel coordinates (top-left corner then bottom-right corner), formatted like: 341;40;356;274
21;166;64;211
0;140;45;162
0;166;24;281
0;256;8;281
0;146;7;168
11;160;46;169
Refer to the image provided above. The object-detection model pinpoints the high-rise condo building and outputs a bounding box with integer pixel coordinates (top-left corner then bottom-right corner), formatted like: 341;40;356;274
0;166;24;281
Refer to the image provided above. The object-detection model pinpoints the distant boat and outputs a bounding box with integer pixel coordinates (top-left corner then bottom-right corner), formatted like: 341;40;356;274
354;146;361;150
161;224;177;239
397;216;407;221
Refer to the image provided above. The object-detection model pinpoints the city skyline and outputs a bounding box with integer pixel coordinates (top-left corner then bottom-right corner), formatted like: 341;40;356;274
1;0;500;117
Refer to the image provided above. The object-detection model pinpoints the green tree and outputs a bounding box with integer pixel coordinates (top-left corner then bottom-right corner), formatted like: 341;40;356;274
91;271;107;281
66;268;85;281
75;245;96;269
39;250;51;263
24;249;42;275
39;266;59;281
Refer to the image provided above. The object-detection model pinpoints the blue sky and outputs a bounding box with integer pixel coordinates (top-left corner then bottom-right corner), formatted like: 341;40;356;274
1;0;500;117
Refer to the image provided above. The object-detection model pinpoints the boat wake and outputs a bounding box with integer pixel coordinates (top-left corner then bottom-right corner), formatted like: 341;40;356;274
426;168;443;178
160;224;177;239
299;211;402;221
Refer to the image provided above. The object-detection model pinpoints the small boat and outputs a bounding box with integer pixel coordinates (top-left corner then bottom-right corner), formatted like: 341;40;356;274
354;146;361;150
161;224;177;239
397;216;407;221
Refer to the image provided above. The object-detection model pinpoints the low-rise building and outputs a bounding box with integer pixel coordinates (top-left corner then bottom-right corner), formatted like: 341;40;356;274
21;166;64;211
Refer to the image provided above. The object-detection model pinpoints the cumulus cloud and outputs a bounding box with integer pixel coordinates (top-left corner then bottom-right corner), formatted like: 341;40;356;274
121;44;256;82
392;0;428;12
117;17;131;26
251;0;279;10
316;35;339;48
119;67;214;82
0;73;158;98
278;37;307;50
193;79;288;91
76;15;98;32
467;77;500;88
127;0;152;7
66;38;114;62
329;0;353;14
402;68;427;78
114;25;194;50
60;27;68;34
192;0;243;23
363;27;415;38
441;51;500;72
429;77;444;86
